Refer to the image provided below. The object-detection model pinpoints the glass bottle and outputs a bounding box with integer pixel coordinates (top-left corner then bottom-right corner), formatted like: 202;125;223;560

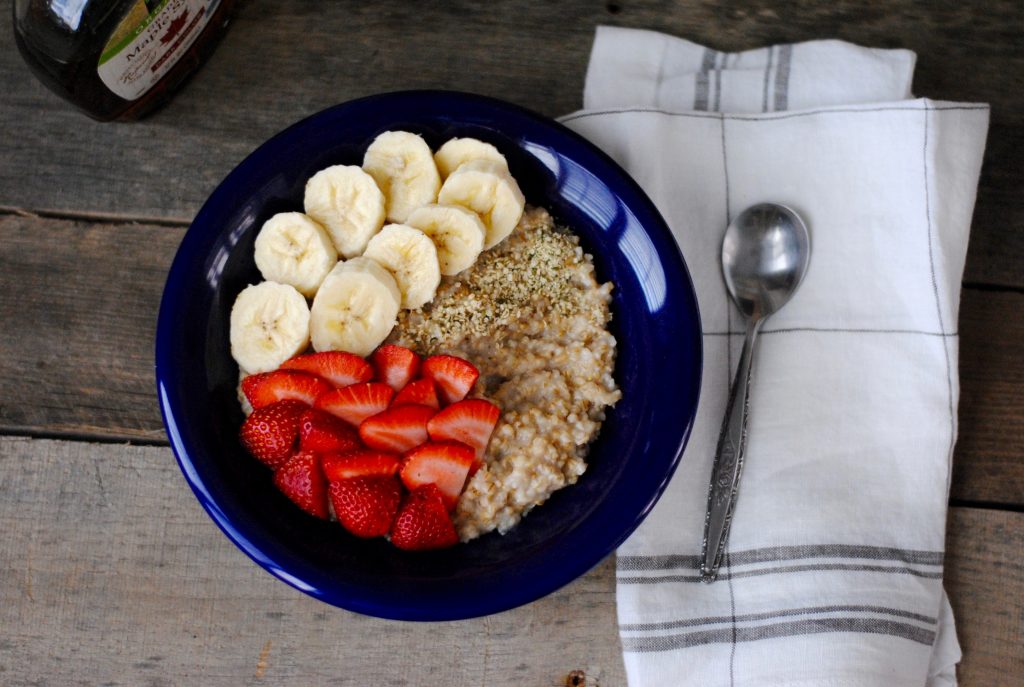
13;0;236;121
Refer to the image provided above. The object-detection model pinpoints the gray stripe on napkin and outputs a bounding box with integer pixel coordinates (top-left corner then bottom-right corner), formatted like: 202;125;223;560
619;604;938;632
761;45;775;113
773;43;793;111
618;562;945;585
694;48;717;110
618;544;945;571
622;617;937;652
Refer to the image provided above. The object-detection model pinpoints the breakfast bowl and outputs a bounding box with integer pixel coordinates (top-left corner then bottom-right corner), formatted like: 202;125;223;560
156;90;702;621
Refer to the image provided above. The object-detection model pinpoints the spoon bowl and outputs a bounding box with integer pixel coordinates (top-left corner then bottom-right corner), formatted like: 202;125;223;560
722;203;811;320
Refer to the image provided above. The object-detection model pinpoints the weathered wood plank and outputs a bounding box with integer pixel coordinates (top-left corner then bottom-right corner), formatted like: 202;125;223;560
944;507;1024;685
0;437;626;686
1;214;1022;504
0;1;1021;287
0;437;1020;685
953;288;1024;505
0;215;180;443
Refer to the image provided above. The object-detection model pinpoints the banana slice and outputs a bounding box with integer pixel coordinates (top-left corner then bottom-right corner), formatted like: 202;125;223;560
405;204;486;276
434;137;509;179
362;131;441;223
437;159;525;249
253;212;338;297
363;224;441;309
230;281;311;374
310;257;401;357
304;165;386;259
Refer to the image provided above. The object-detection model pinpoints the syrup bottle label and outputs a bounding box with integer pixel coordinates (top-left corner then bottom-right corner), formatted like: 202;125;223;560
97;0;221;101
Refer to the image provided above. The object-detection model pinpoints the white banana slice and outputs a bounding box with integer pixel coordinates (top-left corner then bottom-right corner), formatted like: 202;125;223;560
309;257;401;357
304;165;386;259
237;370;253;416
437;159;525;249
362;131;441;223
405;204;486;276
253;212;338;297
230;281;311;374
434;137;509;179
362;224;441;309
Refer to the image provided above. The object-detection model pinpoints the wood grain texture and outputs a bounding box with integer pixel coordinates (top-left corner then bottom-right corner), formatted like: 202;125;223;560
953;288;1024;505
2;214;1020;504
0;437;1020;685
0;437;626;687
0;214;180;443
0;0;1021;287
944;507;1024;685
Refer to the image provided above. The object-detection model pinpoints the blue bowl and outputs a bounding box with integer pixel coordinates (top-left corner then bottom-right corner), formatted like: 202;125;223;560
156;91;702;621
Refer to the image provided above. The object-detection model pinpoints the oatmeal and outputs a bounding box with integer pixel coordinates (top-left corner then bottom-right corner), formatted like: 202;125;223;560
390;207;621;540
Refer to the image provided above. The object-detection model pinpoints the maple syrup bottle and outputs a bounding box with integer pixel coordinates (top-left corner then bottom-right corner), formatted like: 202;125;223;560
14;0;236;121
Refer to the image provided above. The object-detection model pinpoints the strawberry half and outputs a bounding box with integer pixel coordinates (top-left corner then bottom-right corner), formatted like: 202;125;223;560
322;450;401;481
298;408;361;454
239;400;307;469
329;476;402;538
399;441;475;510
359;404;435;453
281;351;374;388
426;398;500;466
273;450;328;519
392;377;440;410
372;344;420;392
420;355;479;405
314;382;394;426
390;484;459;551
242;369;334;409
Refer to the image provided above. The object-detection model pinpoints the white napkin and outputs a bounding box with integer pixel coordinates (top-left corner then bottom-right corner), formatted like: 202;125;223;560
562;26;988;687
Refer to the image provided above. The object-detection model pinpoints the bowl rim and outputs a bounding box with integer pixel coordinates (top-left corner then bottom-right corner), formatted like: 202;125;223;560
156;89;703;620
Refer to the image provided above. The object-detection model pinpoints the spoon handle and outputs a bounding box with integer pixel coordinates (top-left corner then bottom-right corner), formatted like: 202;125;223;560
701;318;762;581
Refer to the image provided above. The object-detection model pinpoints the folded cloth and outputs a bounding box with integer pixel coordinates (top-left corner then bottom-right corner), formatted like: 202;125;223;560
561;26;988;687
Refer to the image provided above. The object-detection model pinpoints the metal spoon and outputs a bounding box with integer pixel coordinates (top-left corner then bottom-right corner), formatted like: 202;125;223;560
700;203;811;582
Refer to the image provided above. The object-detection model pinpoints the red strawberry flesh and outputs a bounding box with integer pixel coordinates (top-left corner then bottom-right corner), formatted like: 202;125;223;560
322;450;401;481
298;408;361;454
239;400;307;469
390;484;459;551
359;404;435;453
426;398;500;465
399;441;475;510
392;377;440;410
329;476;402;538
371;344;421;392
281;351;374;388
273;451;328;519
314;382;394;426
242;369;334;409
420;355;479;405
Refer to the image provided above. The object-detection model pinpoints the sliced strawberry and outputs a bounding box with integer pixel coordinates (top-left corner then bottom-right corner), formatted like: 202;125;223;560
281;351;374;388
392;377;440;410
322;450;401;481
314;382;394;426
399;441;475;510
298;408;361;454
329;476;402;538
390;484;459;551
359;404;435;453
420;355;479;405
273;450;328;519
426;398;500;466
371;344;421;392
242;369;334;409
239;400;307;469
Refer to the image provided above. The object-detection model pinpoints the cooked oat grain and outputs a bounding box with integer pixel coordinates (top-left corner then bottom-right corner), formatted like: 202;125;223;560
390;207;621;541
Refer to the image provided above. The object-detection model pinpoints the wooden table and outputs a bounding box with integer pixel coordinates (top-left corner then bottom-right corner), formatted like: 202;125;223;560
1;2;1021;684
